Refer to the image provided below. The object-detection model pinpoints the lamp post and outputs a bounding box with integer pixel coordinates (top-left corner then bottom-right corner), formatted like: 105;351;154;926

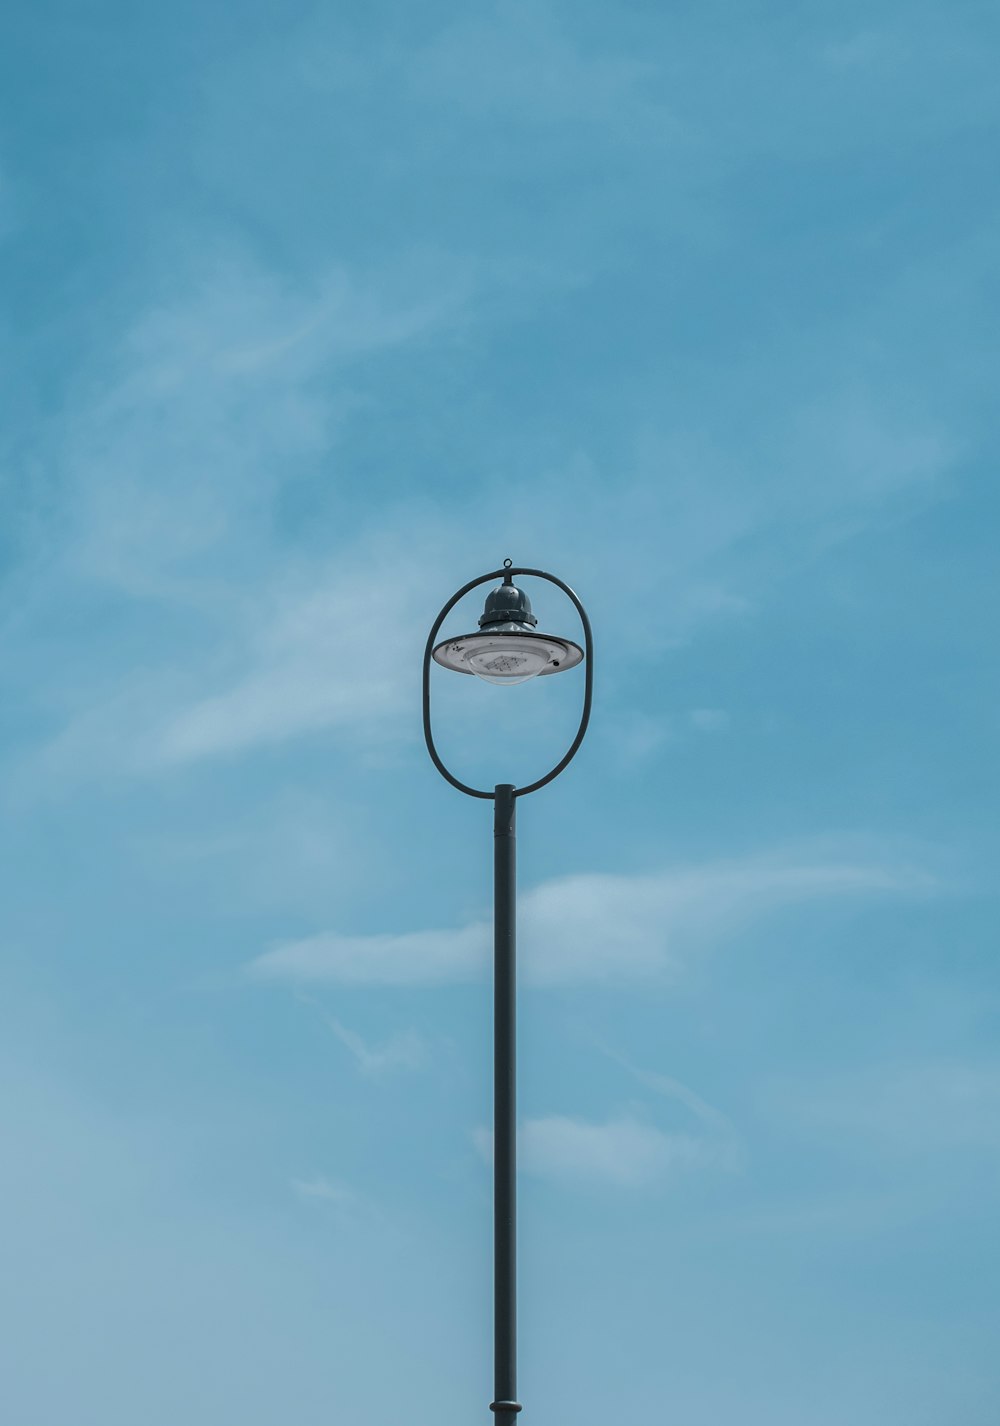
423;560;593;1422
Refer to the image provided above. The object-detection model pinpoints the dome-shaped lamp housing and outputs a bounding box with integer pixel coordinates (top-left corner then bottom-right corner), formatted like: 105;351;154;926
432;577;584;685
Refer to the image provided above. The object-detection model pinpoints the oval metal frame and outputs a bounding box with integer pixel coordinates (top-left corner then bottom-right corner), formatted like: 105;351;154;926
422;566;594;800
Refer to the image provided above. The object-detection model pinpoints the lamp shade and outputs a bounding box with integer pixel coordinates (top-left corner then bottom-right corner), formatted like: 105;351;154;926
431;578;584;685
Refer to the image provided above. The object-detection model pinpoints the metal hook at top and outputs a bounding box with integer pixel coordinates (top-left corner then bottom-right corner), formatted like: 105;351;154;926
502;557;513;583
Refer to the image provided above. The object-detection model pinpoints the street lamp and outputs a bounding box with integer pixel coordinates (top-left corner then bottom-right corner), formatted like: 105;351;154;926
423;559;594;1422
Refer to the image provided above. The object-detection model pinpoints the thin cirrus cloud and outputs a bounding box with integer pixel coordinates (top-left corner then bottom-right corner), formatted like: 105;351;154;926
24;537;437;787
294;992;426;1076
763;1060;1000;1155
13;226;956;786
248;850;930;988
11;216;957;793
149;553;425;765
57;250;471;597
473;1053;743;1189
473;1114;732;1188
290;1175;355;1204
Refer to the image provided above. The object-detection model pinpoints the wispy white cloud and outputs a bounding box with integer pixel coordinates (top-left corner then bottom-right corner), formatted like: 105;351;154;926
249;849;930;988
57;250;469;598
485;1049;745;1189
20;533;437;788
765;1060;1000;1155
5;243;479;786
689;707;730;733
139;787;363;920
7;218;960;792
473;1114;727;1188
327;1019;425;1076
290;1174;355;1204
606;706;731;768
295;993;425;1076
148;545;428;765
406;5;671;137
602;1051;739;1144
255;922;489;987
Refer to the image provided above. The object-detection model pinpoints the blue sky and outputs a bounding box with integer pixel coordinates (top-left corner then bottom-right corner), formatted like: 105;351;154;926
1;2;998;1422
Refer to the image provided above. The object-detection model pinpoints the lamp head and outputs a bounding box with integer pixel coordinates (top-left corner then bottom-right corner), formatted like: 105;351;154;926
432;570;584;685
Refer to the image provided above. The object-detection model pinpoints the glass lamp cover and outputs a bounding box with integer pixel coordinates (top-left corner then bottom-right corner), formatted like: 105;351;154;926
465;634;554;684
432;627;581;682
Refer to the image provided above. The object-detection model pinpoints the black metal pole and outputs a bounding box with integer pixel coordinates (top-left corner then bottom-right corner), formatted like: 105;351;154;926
491;783;521;1420
423;568;592;1420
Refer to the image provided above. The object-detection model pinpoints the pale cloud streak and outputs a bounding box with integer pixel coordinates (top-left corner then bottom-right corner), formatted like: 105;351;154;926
474;1114;727;1188
295;993;425;1076
290;1174;355;1204
689;707;730;733
148;548;426;765
603;1052;739;1143
58;250;470;598
256;922;489;988
12;268;958;784
407;5;669;135
8;222;959;789
327;1020;425;1076
22;529;440;787
6;243;477;785
765;1061;1000;1155
249;850;930;988
472;1048;743;1189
